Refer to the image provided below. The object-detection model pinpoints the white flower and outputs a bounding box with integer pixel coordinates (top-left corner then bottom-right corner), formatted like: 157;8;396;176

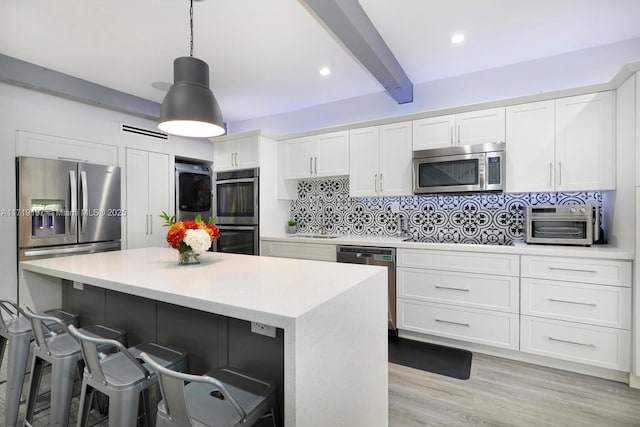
183;229;212;255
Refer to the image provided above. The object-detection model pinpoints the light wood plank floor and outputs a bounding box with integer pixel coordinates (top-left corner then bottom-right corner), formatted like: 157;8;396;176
2;352;640;426
390;353;640;426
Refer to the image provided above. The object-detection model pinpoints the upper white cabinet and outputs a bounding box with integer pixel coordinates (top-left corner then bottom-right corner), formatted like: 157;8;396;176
17;131;118;166
125;149;170;249
349;121;412;197
283;130;349;179
213;135;259;172
506;91;615;193
413;107;505;150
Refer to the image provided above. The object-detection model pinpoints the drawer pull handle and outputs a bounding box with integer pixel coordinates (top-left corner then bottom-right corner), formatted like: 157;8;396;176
548;298;597;307
548;267;598;274
548;337;597;348
435;319;469;327
435;285;469;292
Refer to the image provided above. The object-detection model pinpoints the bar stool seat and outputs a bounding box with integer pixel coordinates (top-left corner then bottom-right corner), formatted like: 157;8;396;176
0;300;79;427
22;308;128;427
140;352;280;427
69;325;188;427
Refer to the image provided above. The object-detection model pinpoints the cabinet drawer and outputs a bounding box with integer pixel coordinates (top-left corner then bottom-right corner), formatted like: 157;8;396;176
398;267;518;313
398;249;519;276
521;316;630;371
521;279;631;329
521;256;631;286
397;299;519;350
260;241;336;262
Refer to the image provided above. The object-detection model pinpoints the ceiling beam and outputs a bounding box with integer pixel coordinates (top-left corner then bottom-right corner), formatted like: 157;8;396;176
301;0;413;104
0;54;161;121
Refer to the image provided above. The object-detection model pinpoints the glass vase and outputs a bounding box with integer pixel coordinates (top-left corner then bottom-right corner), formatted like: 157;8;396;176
178;249;200;265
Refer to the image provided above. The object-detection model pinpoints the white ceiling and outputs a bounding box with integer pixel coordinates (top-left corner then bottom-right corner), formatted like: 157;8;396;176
2;0;640;125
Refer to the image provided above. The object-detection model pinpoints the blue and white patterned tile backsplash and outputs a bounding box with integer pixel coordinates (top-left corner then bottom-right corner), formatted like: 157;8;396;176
289;178;603;244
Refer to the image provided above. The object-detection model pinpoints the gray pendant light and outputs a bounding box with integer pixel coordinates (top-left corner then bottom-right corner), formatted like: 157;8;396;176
158;0;225;138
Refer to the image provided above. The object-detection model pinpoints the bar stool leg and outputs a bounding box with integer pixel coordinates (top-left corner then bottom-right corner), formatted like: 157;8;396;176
4;330;31;427
76;373;94;427
49;356;79;426
108;388;142;427
24;355;47;422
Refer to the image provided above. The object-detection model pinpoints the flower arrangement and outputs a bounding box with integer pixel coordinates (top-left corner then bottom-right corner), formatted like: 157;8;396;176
160;212;220;263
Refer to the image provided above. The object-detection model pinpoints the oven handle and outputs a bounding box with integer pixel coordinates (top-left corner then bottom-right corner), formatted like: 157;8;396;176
215;178;257;185
216;225;258;231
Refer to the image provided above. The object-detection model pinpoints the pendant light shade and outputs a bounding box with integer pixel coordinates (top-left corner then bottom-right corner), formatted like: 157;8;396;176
158;56;225;138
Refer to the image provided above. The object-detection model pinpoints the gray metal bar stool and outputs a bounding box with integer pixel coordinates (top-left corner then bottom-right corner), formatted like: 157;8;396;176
0;300;79;427
22;308;128;427
68;325;188;427
139;352;280;427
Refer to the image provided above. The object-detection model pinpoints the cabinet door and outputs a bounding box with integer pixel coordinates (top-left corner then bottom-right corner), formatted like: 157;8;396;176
283;136;315;179
125;149;150;249
379;121;412;196
147;152;170;248
456;107;506;146
315;131;349;177
505;101;555;193
213;140;235;172
17;131;118;166
349;126;379;197
412;115;455;150
235;136;259;169
555;92;615;191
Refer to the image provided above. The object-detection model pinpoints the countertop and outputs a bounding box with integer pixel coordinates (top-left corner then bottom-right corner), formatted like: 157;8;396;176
19;246;386;328
261;234;634;260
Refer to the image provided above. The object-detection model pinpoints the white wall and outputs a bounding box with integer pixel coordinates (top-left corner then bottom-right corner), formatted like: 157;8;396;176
229;38;640;135
0;82;213;302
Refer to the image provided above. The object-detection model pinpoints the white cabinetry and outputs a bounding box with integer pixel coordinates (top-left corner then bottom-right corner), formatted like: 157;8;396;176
349;121;412;197
412;107;505;150
17;131;118;166
506;92;615;193
520;255;631;371
213;135;259;172
125;149;170;249
397;248;520;350
260;239;337;262
283;131;349;179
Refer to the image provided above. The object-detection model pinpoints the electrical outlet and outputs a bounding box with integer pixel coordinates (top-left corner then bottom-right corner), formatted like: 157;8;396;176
251;322;276;338
73;281;84;291
390;201;400;213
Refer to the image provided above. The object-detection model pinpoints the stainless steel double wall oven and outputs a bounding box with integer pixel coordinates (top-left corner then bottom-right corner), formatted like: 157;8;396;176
213;168;260;255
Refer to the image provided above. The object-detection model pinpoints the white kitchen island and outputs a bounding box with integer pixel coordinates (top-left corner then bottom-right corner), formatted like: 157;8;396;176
19;247;389;427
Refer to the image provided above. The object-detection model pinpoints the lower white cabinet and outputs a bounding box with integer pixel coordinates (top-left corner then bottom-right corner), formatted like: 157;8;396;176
520;316;631;371
397;248;519;351
520;255;632;372
398;299;519;350
260;240;336;262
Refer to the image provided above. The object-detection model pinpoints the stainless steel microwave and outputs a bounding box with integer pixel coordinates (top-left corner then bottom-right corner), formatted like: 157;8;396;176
524;204;601;246
412;142;505;194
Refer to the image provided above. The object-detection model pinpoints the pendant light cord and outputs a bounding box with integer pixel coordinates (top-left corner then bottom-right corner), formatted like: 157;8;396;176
189;0;194;57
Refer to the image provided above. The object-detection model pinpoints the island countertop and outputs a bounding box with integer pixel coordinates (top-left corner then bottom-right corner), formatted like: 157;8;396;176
19;246;385;329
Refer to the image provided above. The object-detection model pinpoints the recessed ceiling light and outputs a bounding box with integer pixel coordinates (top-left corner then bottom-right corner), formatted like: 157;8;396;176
319;67;331;76
451;33;465;44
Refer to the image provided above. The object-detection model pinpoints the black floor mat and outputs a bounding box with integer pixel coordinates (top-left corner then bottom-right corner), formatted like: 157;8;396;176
388;335;472;380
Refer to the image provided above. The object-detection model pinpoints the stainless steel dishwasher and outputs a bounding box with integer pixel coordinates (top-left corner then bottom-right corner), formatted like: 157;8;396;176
336;245;397;332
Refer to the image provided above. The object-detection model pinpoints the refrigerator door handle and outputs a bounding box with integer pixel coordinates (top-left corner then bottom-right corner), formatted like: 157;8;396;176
69;170;77;233
80;170;89;234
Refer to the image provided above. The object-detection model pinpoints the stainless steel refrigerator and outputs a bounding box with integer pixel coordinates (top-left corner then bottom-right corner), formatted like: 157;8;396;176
17;157;122;261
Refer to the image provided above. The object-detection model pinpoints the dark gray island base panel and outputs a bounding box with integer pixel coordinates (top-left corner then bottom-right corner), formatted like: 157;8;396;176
62;281;285;424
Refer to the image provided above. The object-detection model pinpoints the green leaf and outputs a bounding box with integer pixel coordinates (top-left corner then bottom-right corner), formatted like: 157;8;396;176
159;211;175;227
194;214;202;223
208;217;217;225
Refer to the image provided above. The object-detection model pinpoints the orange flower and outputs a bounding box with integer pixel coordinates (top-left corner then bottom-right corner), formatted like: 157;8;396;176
161;212;220;251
